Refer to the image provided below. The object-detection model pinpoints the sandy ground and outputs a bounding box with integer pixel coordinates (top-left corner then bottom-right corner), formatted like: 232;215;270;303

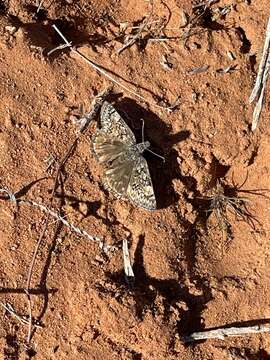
1;0;270;359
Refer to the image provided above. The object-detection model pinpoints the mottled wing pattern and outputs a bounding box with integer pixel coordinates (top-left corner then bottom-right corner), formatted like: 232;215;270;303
126;157;156;210
100;101;136;144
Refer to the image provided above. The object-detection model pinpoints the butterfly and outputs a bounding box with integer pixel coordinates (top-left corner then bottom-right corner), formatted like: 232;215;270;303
92;101;156;210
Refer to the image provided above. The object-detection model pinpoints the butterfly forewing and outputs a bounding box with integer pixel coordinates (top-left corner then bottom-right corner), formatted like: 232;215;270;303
92;130;128;164
100;101;136;144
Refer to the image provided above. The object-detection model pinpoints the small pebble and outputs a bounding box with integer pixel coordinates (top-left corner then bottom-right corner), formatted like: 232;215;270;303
227;50;236;60
10;244;19;251
94;255;105;263
5;26;17;35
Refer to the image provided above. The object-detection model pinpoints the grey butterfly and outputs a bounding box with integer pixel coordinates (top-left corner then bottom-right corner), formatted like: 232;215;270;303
92;101;156;210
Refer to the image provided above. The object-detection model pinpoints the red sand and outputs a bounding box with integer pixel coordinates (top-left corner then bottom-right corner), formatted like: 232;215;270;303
1;0;270;359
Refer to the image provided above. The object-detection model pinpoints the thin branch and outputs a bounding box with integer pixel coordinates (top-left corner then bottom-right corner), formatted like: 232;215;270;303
74;50;152;106
50;25;169;110
117;21;148;54
183;323;270;343
25;185;56;346
47;43;72;55
249;17;270;103
52;24;72;45
37;0;45;13
23;198;118;252
122;239;134;287
21;86;113;349
0;302;42;328
0;191;118;253
249;17;270;131
117;14;152;54
76;86;112;133
1;187;118;344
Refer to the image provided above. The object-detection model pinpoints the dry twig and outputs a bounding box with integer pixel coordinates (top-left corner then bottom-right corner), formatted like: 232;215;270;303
36;0;45;13
0;189;117;253
181;0;228;48
216;64;237;74
183;323;270;343
49;25;172;110
249;17;270;131
122;239;135;287
0;301;42;328
188;65;209;74
75;86;112;133
24;136;80;346
117;16;153;54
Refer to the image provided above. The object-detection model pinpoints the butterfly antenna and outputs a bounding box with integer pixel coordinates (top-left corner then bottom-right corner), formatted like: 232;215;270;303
140;119;165;162
146;148;165;162
141;118;145;143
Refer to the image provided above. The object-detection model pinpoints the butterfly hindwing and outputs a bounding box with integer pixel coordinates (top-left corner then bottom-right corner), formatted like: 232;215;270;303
104;157;135;198
126;157;156;210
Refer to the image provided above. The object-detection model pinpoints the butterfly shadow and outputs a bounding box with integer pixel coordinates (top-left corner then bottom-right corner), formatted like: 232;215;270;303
109;98;190;209
54;192;133;232
99;234;212;338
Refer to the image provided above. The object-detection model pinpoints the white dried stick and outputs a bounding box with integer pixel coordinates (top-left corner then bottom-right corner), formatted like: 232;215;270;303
50;25;167;110
183;323;270;343
0;188;118;254
249;17;270;131
122;239;135;286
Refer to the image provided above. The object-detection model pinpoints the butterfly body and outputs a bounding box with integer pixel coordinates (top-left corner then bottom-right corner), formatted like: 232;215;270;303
92;102;156;210
121;141;150;162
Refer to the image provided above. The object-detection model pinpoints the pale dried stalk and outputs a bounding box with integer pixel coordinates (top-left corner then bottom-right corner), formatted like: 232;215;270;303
23;199;118;253
0;87;115;348
249;17;270;131
122;239;134;286
117;0;154;54
36;0;45;13
183;323;270;343
117;16;152;54
50;25;168;110
0;189;118;253
0;302;42;328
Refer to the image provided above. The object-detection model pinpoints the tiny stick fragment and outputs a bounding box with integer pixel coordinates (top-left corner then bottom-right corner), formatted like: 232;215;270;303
249;17;270;103
37;0;45;13
0;301;42;328
188;65;209;75
122;239;135;287
183;323;270;343
77;86;112;133
249;17;270;131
